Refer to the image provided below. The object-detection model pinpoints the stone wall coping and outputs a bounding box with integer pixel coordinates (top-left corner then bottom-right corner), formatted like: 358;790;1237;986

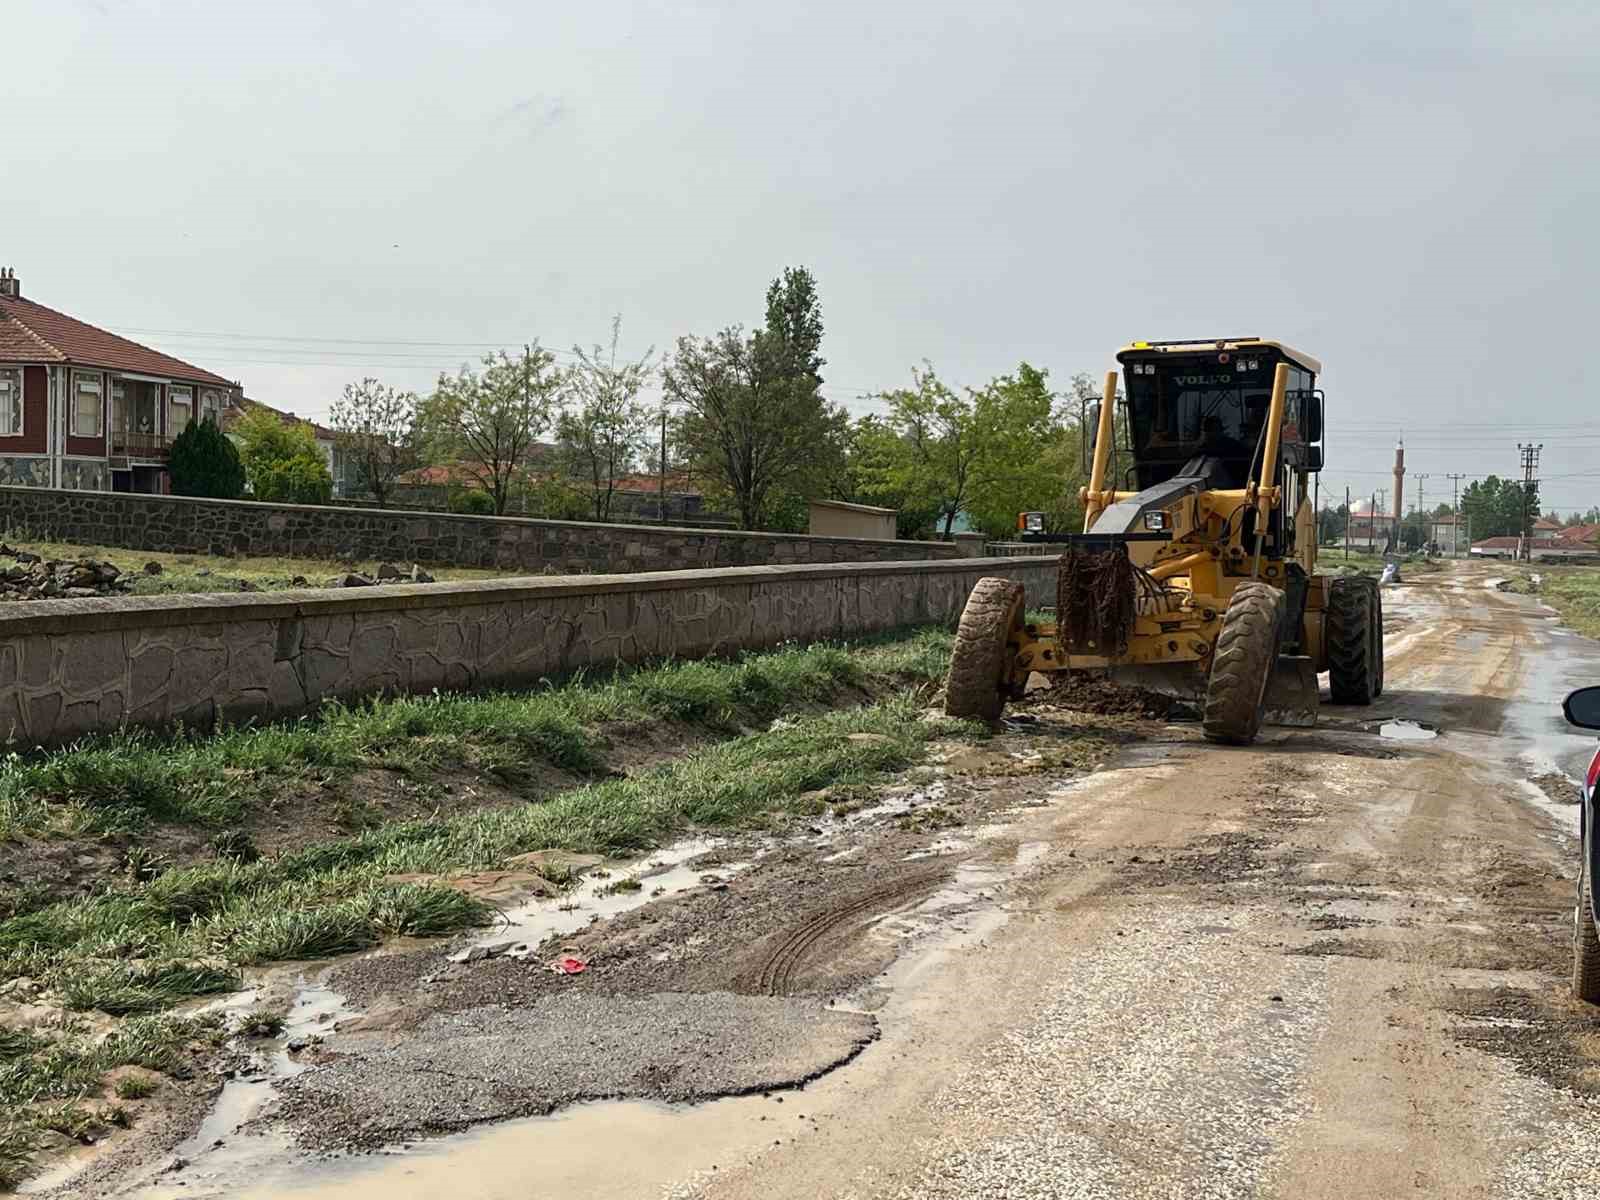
0;556;1058;638
0;485;954;552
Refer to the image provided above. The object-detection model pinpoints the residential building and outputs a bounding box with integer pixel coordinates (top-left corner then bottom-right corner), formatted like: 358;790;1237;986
0;269;242;492
1531;515;1563;542
1345;499;1397;553
1429;514;1463;555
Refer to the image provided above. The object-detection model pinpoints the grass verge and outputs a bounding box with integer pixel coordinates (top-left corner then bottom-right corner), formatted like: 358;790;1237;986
1504;566;1600;639
0;629;955;844
1;697;970;1011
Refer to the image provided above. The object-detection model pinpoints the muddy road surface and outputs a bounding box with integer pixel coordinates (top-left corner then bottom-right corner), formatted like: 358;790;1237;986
49;562;1600;1199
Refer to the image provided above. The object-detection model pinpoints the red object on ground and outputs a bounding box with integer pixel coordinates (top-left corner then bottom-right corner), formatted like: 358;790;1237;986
551;955;588;975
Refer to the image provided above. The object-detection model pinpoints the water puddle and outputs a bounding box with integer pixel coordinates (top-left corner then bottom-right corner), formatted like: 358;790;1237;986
452;837;749;963
1380;719;1438;741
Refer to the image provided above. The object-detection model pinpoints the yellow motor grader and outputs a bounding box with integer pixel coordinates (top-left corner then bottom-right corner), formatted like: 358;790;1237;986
945;338;1382;744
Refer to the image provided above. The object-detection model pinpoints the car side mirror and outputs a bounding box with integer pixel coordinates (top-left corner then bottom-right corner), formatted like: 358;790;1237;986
1566;686;1600;730
1303;445;1323;472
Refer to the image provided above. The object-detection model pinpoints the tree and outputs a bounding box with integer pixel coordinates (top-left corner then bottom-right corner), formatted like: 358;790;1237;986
1318;503;1349;546
420;346;561;515
665;267;847;530
877;362;1064;540
328;378;421;505
835;416;943;539
233;406;333;505
170;415;245;499
1460;475;1540;540
555;318;655;521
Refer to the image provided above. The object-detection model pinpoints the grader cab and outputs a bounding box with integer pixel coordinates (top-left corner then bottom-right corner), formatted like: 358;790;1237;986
945;338;1383;744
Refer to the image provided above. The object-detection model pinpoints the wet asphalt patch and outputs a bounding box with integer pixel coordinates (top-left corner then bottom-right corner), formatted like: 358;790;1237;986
1448;986;1600;1097
279;992;877;1150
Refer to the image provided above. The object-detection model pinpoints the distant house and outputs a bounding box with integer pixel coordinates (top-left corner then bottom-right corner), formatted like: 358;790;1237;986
220;397;360;497
1429;514;1463;555
1561;523;1600;548
1471;534;1598;562
0;268;242;493
1531;515;1564;542
1345;499;1397;553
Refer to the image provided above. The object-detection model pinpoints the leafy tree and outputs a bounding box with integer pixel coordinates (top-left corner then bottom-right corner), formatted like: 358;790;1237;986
1317;504;1349;545
556;318;655;521
233;406;333;505
877;362;1064;540
420;346;560;515
1460;475;1540;540
665;267;847;530
169;415;245;499
328;378;421;505
835;416;943;540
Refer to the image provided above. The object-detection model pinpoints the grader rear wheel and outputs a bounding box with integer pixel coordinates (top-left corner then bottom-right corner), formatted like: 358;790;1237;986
944;577;1025;722
1202;582;1285;745
1327;576;1376;705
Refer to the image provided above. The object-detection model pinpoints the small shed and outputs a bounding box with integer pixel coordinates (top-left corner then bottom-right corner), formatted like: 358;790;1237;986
808;498;897;541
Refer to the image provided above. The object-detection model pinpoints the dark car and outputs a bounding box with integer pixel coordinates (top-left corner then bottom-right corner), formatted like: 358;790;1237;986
1566;687;1600;1001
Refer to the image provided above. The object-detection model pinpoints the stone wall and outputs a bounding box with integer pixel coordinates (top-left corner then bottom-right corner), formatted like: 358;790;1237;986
0;487;961;574
0;557;1059;745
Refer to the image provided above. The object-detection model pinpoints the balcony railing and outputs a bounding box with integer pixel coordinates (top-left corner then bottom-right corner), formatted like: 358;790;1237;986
111;430;174;459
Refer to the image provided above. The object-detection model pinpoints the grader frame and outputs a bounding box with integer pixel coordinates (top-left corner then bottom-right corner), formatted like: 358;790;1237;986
946;340;1384;744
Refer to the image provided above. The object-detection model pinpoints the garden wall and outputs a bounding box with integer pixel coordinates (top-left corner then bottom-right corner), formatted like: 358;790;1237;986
0;557;1059;745
0;487;961;573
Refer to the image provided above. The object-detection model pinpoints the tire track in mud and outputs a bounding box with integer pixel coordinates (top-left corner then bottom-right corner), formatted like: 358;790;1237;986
755;871;946;996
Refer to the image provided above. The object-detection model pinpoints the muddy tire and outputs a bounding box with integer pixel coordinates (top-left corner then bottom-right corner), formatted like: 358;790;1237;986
1327;576;1376;705
944;578;1024;723
1576;861;1600;1003
1202;582;1284;745
1371;581;1385;698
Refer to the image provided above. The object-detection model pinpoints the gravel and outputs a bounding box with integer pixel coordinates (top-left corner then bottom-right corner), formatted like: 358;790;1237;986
279;991;877;1149
884;906;1326;1199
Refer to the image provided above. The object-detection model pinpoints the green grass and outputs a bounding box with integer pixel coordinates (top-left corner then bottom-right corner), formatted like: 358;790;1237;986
0;1012;214;1187
0;698;969;1016
113;1073;158;1100
1505;566;1600;639
0;629;955;842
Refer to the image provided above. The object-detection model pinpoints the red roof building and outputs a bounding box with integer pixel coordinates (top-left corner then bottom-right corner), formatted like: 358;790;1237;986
0;268;242;493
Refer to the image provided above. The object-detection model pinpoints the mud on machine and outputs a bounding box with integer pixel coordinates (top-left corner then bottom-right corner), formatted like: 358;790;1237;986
945;338;1383;745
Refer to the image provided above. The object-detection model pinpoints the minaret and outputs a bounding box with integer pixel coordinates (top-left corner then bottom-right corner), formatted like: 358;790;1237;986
1392;440;1406;525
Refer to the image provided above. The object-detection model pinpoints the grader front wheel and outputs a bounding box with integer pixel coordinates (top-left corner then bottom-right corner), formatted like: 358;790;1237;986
1202;582;1285;745
944;577;1025;722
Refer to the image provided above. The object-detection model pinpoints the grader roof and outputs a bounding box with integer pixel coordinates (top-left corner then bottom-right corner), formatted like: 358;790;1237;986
1116;338;1321;375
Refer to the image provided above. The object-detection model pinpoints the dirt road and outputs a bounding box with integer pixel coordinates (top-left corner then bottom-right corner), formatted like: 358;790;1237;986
64;562;1600;1199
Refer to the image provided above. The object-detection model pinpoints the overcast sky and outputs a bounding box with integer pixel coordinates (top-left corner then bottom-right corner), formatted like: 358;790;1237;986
5;1;1598;513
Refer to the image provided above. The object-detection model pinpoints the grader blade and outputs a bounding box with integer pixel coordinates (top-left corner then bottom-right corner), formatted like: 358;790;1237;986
1263;655;1319;728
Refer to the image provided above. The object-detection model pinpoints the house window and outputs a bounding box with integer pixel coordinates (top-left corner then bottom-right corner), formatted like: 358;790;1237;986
199;388;225;423
168;386;193;435
0;368;20;437
71;372;104;438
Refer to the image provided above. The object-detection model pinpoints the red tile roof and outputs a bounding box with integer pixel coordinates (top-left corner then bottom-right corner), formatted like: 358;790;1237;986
1561;523;1600;545
221;396;336;441
1533;515;1563;530
0;292;234;386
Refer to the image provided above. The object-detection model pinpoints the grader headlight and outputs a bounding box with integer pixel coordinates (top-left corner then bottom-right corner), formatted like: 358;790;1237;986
1143;511;1169;532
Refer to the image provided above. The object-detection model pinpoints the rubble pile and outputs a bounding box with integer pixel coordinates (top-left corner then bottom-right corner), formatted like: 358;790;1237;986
0;545;134;600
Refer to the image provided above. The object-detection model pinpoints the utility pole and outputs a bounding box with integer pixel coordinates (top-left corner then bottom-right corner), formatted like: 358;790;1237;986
1344;485;1350;561
1518;443;1543;561
1416;473;1431;553
1446;473;1466;557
